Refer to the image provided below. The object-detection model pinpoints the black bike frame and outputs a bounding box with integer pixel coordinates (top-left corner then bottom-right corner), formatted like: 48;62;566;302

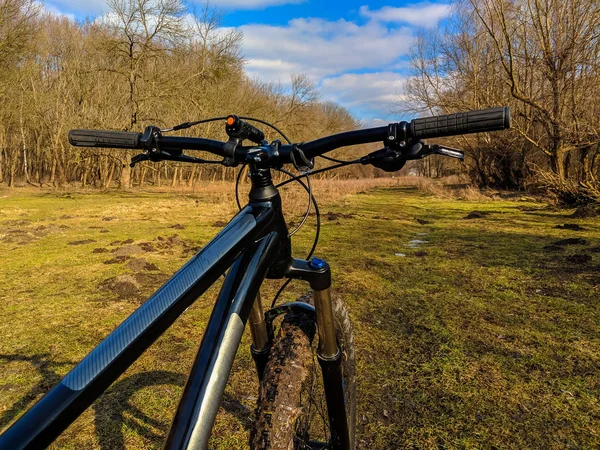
0;173;349;450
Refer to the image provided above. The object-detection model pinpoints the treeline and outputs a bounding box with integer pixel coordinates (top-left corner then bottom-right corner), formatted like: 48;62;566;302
0;0;371;189
407;0;600;202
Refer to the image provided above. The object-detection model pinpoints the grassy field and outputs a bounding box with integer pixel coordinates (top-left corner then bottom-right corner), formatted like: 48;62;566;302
1;183;599;449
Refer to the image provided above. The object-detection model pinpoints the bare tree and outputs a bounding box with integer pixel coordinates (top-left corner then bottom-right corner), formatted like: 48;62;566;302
406;0;600;191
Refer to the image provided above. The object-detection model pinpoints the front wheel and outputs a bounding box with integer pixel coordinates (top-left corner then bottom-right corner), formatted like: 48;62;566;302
250;292;356;449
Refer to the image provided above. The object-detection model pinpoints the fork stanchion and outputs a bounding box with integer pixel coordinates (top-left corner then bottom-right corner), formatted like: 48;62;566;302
249;291;271;380
313;288;338;359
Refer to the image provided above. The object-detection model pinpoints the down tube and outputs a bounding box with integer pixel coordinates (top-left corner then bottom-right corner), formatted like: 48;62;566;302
164;232;280;450
0;205;268;450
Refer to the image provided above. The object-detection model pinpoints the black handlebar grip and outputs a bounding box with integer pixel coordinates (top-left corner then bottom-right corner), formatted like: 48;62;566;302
68;130;143;149
225;115;265;144
409;107;510;140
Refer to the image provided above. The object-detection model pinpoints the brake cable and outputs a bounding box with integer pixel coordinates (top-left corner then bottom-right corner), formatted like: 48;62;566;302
269;170;321;308
319;154;357;164
161;116;292;144
275;159;362;189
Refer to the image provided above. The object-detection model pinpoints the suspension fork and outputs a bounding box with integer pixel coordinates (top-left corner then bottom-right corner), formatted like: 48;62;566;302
273;257;350;450
314;286;349;450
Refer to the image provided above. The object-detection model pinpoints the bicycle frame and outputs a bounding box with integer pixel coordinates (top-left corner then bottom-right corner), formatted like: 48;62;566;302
0;170;350;450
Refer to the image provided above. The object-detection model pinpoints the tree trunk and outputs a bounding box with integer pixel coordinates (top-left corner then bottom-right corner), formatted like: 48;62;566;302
188;167;197;186
0;149;4;184
550;148;568;180
120;155;131;189
580;146;592;182
591;149;600;182
50;158;57;185
106;163;115;189
81;161;88;187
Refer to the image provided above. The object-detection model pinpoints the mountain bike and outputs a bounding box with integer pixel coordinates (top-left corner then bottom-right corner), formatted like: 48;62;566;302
0;107;510;449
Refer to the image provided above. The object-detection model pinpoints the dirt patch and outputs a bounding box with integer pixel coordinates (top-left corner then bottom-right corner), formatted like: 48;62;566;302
554;224;585;231
416;218;431;225
150;234;197;255
139;242;156;252
212;220;228;227
100;229;109;233
98;275;140;299
125;258;159;272
68;239;97;245
166;234;186;246
552;238;589;246
132;272;170;292
3;220;31;226
324;211;355;221
104;256;131;264
169;224;186;230
570;205;598;219
33;224;65;237
59;215;74;219
105;234;194;258
566;254;592;264
102;217;116;221
414;251;428;257
112;244;144;257
543;245;565;252
464;211;490;219
92;248;110;254
182;246;201;257
1;230;36;245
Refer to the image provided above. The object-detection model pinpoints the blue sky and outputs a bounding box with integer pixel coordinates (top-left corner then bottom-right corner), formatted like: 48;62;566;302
43;0;452;125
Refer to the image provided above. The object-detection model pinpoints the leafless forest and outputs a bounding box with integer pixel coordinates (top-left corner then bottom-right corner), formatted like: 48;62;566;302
1;0;600;204
407;0;600;203
0;0;372;189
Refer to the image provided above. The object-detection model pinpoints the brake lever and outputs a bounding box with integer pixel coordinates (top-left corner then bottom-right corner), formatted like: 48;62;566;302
422;144;465;161
130;153;149;168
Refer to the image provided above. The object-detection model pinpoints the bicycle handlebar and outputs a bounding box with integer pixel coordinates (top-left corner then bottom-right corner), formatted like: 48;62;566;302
68;107;510;163
69;130;143;149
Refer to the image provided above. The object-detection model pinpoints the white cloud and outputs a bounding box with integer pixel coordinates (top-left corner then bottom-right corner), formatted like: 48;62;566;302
34;1;75;19
238;18;414;83
44;0;109;16
320;72;408;114
359;3;452;27
200;0;305;9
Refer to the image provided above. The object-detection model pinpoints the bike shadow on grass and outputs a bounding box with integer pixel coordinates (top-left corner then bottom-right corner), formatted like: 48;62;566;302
93;371;252;449
0;353;76;431
0;353;252;449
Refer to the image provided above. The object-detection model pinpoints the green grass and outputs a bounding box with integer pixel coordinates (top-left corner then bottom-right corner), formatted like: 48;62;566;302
0;187;599;449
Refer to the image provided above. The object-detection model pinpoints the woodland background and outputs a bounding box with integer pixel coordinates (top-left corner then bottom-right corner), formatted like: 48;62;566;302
1;0;600;204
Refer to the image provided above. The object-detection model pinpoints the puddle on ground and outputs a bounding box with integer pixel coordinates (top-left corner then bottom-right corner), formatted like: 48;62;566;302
395;253;406;257
408;239;429;248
